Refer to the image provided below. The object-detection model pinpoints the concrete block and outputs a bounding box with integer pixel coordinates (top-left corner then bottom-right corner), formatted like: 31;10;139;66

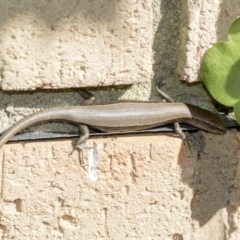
178;0;240;82
0;0;152;90
0;131;239;239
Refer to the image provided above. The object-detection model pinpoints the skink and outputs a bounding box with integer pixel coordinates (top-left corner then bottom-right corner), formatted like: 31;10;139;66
0;100;226;150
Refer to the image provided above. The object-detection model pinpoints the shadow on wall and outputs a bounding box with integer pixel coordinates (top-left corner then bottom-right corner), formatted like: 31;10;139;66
0;0;119;27
179;131;239;229
216;1;240;41
0;0;127;109
151;0;182;97
177;0;240;230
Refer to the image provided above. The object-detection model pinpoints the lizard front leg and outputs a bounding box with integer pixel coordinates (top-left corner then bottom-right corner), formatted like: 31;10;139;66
156;86;186;139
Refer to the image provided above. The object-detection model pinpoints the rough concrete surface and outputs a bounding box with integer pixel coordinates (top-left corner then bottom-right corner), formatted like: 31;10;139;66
178;0;240;82
0;0;239;239
0;0;152;90
0;131;240;239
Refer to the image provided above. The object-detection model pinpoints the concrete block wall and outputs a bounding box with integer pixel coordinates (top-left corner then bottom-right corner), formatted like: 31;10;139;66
1;132;240;239
3;135;190;239
0;0;152;90
177;0;240;82
0;0;239;239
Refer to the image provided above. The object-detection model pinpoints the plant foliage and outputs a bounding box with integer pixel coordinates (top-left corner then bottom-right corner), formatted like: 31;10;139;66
200;17;240;123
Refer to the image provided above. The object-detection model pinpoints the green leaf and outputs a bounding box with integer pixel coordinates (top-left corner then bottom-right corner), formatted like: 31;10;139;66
200;17;240;123
234;101;240;124
228;17;240;42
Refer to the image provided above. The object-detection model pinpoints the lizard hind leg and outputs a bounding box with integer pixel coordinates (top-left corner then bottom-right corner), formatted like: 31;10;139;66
76;125;90;151
70;89;95;159
74;89;95;153
69;124;91;164
78;89;95;105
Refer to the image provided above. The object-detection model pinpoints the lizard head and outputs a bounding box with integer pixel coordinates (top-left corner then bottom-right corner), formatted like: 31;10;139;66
185;104;227;134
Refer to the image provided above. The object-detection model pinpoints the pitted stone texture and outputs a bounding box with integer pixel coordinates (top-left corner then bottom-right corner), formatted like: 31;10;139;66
0;0;152;90
0;131;240;239
0;134;191;239
178;0;240;82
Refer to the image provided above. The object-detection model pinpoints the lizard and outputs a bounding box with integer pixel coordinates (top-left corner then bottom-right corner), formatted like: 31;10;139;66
0;88;226;151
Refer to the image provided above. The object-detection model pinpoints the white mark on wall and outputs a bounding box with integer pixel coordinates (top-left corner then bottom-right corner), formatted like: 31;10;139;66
88;141;101;181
